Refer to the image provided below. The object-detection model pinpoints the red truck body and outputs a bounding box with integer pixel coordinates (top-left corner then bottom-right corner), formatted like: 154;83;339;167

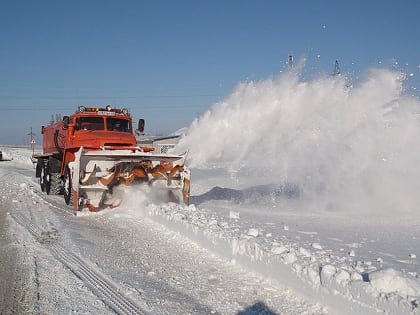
34;105;190;212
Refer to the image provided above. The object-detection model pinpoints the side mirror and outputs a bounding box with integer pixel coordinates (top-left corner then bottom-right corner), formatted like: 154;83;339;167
63;116;69;129
136;118;145;135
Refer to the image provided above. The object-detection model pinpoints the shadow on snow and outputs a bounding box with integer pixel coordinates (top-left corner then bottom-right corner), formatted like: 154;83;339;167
190;183;300;205
236;301;278;315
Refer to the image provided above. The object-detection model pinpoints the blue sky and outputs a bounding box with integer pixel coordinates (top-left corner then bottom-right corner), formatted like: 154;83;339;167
1;0;419;145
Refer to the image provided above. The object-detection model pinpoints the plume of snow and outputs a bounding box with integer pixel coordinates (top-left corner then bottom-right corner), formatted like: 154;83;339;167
177;68;420;216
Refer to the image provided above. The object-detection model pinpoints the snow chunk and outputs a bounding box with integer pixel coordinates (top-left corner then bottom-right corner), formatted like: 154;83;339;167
208;219;218;226
229;210;240;219
247;228;259;237
335;269;351;286
351;272;363;281
282;252;298;264
369;268;420;297
298;247;312;258
311;243;323;250
320;264;336;285
271;245;288;255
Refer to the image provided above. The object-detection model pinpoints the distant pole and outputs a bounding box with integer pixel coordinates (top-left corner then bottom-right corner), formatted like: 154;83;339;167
28;127;36;156
334;60;341;76
288;54;294;69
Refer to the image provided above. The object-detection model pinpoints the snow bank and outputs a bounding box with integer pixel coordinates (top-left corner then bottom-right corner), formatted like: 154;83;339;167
0;146;36;167
369;268;420;298
143;202;419;315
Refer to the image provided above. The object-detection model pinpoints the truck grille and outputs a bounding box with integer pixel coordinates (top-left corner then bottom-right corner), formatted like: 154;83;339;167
104;143;133;147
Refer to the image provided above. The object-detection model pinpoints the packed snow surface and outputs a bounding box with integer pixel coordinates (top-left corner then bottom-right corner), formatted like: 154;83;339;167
1;66;420;314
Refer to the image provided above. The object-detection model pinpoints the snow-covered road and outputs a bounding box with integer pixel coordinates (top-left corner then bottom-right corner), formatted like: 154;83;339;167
1;144;419;314
0;148;326;315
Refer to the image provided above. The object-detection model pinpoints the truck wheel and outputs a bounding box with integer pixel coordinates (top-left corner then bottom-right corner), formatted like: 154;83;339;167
63;166;72;205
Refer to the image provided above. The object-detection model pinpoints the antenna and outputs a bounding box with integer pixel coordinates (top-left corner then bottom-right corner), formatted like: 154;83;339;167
334;60;341;76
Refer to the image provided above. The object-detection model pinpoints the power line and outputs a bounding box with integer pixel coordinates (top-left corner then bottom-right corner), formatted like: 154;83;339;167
0;104;213;111
0;93;223;100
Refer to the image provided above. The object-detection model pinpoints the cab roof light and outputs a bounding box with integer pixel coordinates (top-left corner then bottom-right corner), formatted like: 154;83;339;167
75;105;130;115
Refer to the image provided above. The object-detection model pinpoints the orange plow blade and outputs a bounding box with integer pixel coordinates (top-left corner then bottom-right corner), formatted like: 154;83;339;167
68;147;190;212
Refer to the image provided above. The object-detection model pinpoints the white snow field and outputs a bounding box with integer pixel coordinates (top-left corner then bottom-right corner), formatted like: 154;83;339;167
1;67;419;314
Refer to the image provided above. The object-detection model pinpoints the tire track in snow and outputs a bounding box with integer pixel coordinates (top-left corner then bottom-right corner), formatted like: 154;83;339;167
10;212;150;315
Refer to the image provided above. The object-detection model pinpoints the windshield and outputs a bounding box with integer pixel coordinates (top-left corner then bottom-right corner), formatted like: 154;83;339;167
106;118;131;132
76;117;104;130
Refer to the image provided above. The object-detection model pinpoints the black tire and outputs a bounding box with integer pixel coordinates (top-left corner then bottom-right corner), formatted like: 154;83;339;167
63;166;72;205
45;173;61;195
49;173;62;195
41;158;62;195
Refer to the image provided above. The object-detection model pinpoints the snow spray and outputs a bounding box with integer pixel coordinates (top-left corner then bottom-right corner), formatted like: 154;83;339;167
177;67;420;216
116;183;183;215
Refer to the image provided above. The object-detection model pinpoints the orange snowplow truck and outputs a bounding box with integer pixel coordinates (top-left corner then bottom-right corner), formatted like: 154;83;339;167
34;105;190;212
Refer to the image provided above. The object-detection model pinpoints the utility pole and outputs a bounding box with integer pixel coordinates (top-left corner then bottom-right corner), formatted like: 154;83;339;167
28;127;36;156
333;60;341;76
288;54;294;70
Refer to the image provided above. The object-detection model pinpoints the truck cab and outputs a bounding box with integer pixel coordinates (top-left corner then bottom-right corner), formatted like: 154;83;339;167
61;106;138;151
